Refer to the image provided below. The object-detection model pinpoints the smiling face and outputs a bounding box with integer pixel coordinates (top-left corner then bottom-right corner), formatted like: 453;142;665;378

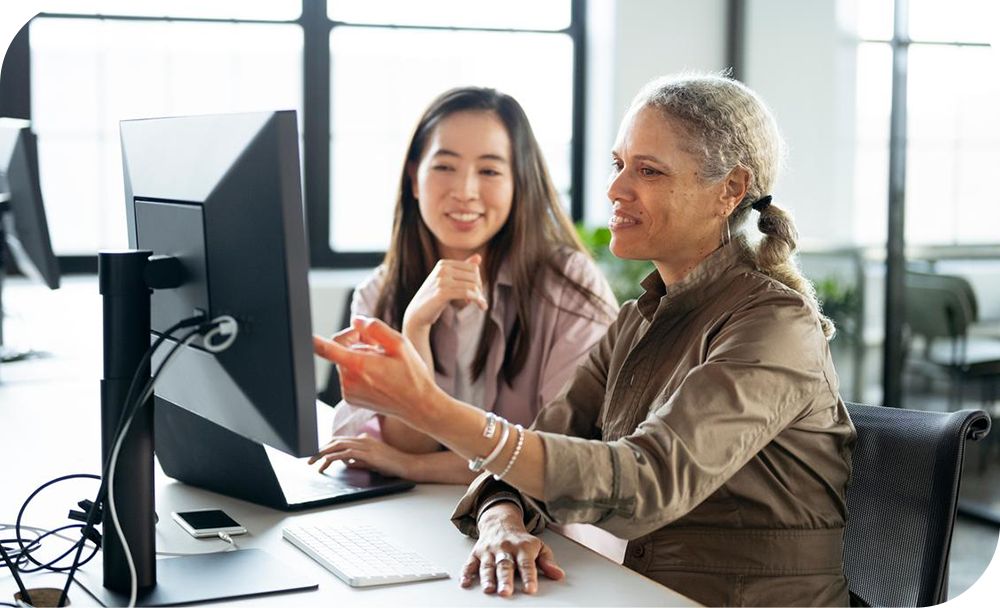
607;105;740;284
411;110;514;262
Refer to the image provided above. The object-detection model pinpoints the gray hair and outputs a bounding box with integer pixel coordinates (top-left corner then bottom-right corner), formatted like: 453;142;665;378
631;72;834;339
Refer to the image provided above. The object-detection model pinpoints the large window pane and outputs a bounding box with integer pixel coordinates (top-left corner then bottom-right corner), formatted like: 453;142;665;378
909;0;996;43
328;0;570;31
329;27;573;252
854;0;893;40
906;44;1000;244
853;42;892;245
30;18;303;254
39;0;300;20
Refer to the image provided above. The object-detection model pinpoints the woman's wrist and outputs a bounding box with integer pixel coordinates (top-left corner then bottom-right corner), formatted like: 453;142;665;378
478;501;526;531
401;314;430;341
409;378;452;432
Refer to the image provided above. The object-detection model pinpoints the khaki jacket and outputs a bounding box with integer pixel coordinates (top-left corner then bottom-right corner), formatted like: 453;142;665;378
452;238;856;607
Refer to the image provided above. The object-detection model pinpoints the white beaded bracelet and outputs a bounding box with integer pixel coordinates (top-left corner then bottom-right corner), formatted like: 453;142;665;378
468;417;510;472
493;424;525;481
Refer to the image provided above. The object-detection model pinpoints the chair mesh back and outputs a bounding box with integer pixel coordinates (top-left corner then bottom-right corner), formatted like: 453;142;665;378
843;403;989;607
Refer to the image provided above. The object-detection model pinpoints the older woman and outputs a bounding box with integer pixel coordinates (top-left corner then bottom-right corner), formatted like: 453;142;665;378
314;73;855;607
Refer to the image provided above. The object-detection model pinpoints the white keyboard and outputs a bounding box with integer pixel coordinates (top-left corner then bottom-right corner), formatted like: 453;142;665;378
282;523;450;587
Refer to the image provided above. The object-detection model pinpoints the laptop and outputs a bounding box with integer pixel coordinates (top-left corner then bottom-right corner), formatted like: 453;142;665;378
155;398;414;510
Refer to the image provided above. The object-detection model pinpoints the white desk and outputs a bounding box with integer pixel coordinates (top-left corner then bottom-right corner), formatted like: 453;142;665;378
0;276;696;606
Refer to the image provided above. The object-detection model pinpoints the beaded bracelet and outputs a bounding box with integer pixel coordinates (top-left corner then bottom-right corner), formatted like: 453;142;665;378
468;417;510;472
493;424;525;481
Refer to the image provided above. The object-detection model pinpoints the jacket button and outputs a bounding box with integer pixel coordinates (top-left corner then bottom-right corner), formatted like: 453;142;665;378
633;545;645;558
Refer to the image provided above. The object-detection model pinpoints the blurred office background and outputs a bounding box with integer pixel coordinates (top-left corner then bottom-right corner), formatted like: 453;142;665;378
1;0;998;598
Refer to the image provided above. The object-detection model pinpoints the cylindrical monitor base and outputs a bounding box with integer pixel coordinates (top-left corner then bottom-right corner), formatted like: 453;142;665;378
98;249;156;593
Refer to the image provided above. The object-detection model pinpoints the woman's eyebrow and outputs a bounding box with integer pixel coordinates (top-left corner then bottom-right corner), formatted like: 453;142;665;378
632;153;667;165
432;149;508;163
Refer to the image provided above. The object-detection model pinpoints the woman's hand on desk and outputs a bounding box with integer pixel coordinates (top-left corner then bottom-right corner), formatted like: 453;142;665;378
308;433;410;479
462;502;564;596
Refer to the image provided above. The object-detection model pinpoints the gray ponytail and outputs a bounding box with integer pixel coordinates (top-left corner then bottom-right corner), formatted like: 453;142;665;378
631;72;835;340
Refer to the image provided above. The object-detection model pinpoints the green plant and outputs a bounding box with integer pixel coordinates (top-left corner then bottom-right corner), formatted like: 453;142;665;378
575;224;655;304
814;276;861;341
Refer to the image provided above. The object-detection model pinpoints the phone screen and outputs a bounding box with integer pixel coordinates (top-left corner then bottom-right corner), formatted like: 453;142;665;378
175;510;241;530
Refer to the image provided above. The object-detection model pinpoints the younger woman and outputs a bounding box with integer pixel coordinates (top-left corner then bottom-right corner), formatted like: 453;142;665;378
310;87;617;484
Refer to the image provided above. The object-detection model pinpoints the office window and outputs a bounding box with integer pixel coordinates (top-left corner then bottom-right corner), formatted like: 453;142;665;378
906;44;999;244
17;1;582;267
850;0;999;246
328;27;573;251
29;17;303;254
328;0;570;30
36;0;301;20
323;0;579;256
851;43;892;245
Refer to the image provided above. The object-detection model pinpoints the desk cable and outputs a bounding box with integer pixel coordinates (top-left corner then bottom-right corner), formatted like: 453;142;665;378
2;314;236;608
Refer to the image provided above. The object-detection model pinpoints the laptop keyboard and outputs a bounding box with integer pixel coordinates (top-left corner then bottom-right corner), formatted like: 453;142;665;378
283;523;449;587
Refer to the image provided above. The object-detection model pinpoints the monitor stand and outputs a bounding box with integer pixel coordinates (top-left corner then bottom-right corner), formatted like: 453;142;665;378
90;250;318;605
77;549;317;607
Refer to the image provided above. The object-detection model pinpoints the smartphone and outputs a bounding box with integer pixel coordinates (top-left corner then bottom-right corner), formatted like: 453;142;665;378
171;509;247;538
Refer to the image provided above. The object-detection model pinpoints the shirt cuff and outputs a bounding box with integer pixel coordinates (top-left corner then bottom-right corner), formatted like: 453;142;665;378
476;491;524;521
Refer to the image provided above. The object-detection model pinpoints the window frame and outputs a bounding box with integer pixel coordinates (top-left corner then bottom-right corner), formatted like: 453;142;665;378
0;0;587;273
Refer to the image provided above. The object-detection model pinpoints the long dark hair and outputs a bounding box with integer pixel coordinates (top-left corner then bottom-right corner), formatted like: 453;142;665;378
375;86;611;384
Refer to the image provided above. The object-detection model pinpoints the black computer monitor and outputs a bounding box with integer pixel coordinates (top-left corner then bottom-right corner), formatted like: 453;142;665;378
87;110;409;606
121;110;317;456
0;118;60;362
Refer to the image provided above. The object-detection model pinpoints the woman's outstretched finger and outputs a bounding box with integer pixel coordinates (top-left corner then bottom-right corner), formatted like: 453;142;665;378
353;316;405;356
313;335;364;369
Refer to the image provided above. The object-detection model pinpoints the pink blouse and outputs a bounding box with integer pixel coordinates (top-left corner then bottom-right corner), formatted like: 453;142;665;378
330;250;618;437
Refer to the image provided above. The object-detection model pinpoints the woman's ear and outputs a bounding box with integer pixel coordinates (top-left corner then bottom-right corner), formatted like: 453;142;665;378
721;166;751;215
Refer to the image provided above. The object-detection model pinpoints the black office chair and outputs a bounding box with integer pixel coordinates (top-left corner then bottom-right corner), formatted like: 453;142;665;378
842;402;990;607
317;288;355;407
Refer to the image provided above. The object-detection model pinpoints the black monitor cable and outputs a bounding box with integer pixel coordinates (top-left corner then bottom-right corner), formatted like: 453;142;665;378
104;325;210;608
64;314;237;608
2;314;229;608
0;541;31;606
43;315;209;604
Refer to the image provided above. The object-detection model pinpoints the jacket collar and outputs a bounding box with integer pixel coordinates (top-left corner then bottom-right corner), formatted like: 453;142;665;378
636;235;751;322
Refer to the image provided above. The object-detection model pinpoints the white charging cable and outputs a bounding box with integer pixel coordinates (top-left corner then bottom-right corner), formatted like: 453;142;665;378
201;315;238;353
107;315;238;608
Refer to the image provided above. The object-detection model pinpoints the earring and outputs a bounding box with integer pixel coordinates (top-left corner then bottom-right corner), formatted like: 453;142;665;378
721;215;732;246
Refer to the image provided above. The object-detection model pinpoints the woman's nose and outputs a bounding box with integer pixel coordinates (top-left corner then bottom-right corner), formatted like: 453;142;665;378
452;169;479;201
606;168;630;205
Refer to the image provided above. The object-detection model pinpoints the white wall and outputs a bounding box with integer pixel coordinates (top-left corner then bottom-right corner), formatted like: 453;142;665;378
584;0;729;225
743;0;857;243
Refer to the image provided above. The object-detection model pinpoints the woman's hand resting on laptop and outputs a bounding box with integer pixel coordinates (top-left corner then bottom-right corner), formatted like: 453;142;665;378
308;433;411;479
